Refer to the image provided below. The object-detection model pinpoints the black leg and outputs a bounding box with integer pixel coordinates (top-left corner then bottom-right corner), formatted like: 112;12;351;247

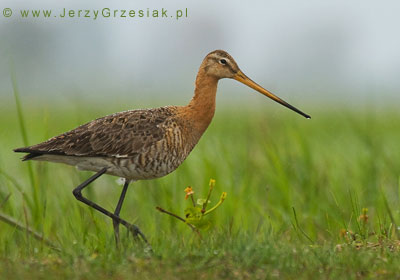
72;168;148;244
113;179;130;245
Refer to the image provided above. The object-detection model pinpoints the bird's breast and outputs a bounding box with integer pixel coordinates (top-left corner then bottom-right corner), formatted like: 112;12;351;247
109;125;196;180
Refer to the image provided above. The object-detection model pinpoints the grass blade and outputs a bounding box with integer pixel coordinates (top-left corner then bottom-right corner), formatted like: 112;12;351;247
10;70;39;216
380;187;399;239
292;207;314;244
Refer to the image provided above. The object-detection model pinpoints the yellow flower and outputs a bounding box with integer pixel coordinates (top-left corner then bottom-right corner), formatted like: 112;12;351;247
184;186;194;200
359;208;369;223
209;179;216;189
339;229;347;238
220;192;227;201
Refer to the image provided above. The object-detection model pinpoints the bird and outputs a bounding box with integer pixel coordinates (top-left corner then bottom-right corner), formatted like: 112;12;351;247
14;50;310;245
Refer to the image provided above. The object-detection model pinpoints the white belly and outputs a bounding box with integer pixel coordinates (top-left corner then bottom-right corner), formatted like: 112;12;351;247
34;154;177;180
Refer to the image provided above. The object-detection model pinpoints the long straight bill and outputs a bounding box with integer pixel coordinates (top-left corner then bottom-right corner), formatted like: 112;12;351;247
234;71;311;119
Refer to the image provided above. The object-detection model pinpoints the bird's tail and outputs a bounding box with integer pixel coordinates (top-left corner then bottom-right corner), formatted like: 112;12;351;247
13;147;42;161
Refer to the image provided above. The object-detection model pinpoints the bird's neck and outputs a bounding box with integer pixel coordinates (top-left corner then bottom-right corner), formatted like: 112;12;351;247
186;70;219;135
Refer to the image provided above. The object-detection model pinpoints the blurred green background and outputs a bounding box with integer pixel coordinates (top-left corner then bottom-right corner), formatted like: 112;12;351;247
1;0;400;106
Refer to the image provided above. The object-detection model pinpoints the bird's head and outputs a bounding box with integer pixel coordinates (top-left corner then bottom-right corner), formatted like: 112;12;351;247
202;50;240;79
202;50;311;119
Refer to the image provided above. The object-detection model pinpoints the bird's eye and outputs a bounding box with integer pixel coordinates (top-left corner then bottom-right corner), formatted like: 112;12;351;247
219;59;227;65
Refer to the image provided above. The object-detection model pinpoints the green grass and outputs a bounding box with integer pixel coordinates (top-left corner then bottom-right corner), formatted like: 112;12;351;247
1;100;400;279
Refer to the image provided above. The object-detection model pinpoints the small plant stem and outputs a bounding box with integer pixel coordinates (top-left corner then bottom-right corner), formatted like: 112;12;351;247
203;194;226;216
0;211;60;251
190;195;196;208
202;184;214;213
156;207;186;223
155;207;202;238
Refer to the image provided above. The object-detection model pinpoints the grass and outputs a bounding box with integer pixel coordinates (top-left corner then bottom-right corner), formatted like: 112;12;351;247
1;98;400;279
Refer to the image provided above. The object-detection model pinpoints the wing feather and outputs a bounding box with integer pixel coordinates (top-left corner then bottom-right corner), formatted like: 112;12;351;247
14;106;177;159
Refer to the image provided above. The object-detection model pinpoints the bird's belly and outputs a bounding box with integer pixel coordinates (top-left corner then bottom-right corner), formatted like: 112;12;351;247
34;149;189;180
112;157;183;180
74;156;183;180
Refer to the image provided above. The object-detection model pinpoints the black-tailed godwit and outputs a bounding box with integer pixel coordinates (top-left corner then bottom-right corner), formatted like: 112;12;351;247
14;50;310;245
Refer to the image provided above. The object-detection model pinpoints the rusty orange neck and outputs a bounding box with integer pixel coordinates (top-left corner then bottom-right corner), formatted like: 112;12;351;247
185;69;219;135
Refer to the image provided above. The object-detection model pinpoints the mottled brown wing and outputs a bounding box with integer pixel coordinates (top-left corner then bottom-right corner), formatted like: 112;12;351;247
14;106;177;159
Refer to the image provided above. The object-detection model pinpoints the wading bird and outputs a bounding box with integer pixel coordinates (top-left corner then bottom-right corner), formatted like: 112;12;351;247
14;50;310;245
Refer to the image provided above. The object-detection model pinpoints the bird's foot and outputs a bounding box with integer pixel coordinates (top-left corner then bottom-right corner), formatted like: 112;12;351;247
114;219;152;251
126;223;147;242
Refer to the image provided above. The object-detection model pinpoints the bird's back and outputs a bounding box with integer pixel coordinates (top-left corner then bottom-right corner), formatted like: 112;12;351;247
14;106;199;180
